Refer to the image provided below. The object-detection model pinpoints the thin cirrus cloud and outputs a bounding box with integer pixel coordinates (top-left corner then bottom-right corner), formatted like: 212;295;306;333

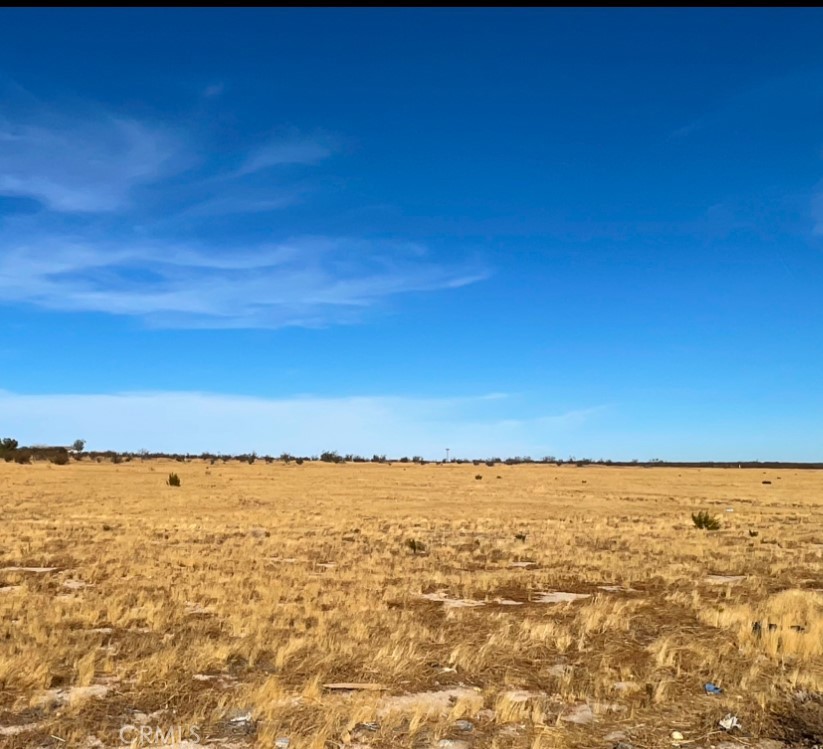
813;191;823;236
0;233;488;328
0;97;489;328
236;135;334;176
0;389;604;458
0;113;179;213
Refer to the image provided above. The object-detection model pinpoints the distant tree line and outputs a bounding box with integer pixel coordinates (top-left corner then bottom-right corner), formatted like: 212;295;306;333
1;437;821;469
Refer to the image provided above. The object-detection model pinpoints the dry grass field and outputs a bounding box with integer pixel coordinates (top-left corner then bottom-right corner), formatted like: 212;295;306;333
1;460;822;749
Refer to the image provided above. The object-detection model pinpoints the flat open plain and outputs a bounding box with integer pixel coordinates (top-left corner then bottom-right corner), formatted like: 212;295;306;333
1;460;821;748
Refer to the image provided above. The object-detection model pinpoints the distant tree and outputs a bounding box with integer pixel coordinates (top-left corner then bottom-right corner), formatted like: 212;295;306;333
1;438;18;453
72;439;86;452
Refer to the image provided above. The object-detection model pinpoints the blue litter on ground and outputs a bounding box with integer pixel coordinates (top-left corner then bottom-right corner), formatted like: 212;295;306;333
704;682;723;695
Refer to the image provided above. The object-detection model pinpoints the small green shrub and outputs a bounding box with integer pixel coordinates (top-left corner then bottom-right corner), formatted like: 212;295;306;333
50;452;69;465
167;472;181;487
692;510;721;530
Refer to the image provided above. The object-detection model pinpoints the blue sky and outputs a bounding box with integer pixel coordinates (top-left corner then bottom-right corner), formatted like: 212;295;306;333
1;9;822;459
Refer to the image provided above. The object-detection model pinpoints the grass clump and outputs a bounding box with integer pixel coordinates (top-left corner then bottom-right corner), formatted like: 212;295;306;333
405;538;426;555
167;472;181;487
692;510;721;530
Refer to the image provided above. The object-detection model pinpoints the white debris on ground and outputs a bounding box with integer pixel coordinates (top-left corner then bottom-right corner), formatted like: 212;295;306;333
418;591;485;609
705;575;746;584
535;591;591;603
62;579;93;589
184;601;216;616
718;713;742;731
0;723;41;736
33;684;110;709
377;687;483;718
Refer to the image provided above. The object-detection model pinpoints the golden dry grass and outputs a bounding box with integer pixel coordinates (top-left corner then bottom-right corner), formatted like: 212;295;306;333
1;460;822;748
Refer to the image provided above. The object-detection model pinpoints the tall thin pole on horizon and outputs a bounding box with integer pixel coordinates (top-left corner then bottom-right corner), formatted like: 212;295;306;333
446;448;450;463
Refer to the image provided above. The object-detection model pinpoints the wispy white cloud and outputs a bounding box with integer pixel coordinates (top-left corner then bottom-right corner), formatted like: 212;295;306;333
0;96;488;328
237;134;334;175
0;112;180;212
813;191;823;236
668;68;823;142
0;389;603;458
177;192;301;217
203;82;225;99
0;99;334;215
0;232;488;328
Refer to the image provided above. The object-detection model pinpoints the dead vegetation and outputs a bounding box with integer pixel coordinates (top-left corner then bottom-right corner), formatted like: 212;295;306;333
0;461;821;748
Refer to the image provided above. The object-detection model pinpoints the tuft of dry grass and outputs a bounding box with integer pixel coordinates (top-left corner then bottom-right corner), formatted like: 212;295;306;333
0;460;821;748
